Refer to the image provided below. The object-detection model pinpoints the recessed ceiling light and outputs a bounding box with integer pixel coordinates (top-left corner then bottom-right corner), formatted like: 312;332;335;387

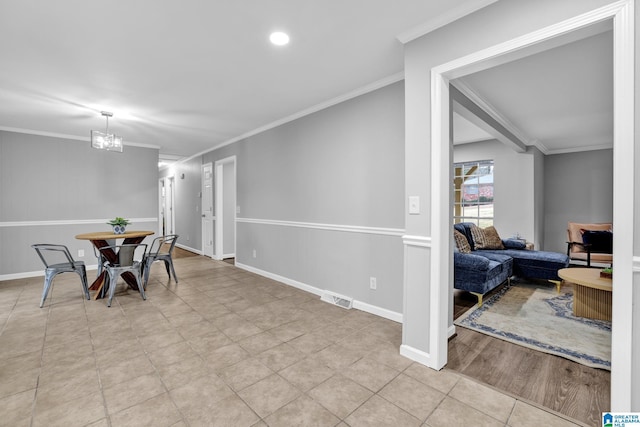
269;31;290;46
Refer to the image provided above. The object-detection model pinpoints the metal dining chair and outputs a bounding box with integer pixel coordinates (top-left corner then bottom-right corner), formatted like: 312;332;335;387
32;244;90;308
142;234;179;286
99;243;147;307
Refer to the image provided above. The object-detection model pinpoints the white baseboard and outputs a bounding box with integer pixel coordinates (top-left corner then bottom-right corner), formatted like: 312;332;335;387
400;344;436;368
235;262;323;297
235;262;403;323
352;300;403;323
1;263;100;281
176;243;202;255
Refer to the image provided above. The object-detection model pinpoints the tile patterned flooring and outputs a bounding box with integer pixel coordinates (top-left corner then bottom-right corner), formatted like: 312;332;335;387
0;255;587;426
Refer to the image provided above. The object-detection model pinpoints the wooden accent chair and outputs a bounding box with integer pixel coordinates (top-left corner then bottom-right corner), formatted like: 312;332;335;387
566;222;613;267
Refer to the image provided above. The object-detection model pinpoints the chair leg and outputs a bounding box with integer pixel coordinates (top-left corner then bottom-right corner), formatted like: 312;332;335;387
165;259;178;283
143;260;151;287
40;270;57;308
169;259;178;283
107;273;118;307
133;269;146;300
77;267;90;300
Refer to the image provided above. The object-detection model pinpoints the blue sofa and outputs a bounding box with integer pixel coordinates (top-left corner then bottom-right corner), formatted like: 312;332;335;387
453;223;570;306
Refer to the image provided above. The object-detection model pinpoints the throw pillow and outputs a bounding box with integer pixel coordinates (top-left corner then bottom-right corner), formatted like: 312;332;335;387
454;230;471;253
470;225;505;250
581;229;613;253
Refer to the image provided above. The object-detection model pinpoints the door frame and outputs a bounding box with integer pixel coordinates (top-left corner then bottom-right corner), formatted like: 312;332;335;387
430;1;634;408
158;175;176;237
201;162;214;258
215;156;237;261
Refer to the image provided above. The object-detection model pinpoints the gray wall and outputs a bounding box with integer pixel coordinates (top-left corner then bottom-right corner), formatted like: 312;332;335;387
0;131;158;276
196;81;406;314
543;149;613;254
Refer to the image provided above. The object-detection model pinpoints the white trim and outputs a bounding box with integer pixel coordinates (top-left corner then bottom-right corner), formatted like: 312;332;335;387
399;344;433;367
1;264;100;282
235;262;403;323
214;156;237;261
0;126;160;149
448;325;456;339
609;0;635;410
352;300;403;324
176;243;202;255
396;0;499;44
402;235;432;248
0;218;157;227
238;218;405;237
430;0;634;410
172;72;405;165
452;81;529;152
544;142;613;155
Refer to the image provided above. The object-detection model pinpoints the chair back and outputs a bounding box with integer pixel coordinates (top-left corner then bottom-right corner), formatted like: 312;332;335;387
32;244;76;268
567;222;612;254
148;235;179;256
100;243;147;267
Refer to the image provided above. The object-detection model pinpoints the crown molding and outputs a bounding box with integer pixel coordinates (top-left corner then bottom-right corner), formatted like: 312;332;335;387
176;71;405;165
396;0;498;44
0;126;160;149
451;80;530;153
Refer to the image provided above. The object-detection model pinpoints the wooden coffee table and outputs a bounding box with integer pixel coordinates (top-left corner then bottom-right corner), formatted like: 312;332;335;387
558;268;612;321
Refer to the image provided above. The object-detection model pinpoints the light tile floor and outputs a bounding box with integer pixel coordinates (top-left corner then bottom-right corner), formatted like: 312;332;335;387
0;256;587;427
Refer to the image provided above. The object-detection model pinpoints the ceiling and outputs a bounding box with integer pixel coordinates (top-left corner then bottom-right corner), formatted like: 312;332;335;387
453;29;613;154
0;1;613;165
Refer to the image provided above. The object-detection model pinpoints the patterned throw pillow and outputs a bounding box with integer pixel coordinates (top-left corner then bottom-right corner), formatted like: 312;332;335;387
454;229;471;253
470;225;505;250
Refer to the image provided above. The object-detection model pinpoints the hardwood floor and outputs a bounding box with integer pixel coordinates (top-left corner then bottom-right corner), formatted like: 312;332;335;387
447;288;610;426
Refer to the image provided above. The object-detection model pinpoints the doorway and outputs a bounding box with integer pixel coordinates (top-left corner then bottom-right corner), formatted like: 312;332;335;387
159;176;175;236
201;163;214;258
215;156;237;261
430;1;634;410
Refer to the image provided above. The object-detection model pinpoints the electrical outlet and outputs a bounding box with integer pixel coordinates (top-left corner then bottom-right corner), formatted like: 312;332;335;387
78;249;85;258
252;249;257;258
369;277;377;290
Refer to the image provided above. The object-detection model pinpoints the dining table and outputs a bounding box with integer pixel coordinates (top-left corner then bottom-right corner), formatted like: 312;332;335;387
75;230;154;299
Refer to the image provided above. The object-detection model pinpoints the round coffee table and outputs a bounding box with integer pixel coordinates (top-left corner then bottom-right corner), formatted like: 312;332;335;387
558;268;612;321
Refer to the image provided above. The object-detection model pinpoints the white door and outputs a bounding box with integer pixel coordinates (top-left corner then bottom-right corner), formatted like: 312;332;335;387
201;163;214;258
165;176;175;235
215;156;236;260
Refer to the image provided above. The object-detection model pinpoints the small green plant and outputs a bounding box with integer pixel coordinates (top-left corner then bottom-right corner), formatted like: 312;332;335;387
602;267;613;274
107;217;130;227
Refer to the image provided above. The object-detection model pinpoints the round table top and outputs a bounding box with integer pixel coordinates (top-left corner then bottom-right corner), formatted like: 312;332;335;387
75;230;155;240
558;267;612;292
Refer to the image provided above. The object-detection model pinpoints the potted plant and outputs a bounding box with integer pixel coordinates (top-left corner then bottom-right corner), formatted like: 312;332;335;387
600;267;612;279
107;217;130;235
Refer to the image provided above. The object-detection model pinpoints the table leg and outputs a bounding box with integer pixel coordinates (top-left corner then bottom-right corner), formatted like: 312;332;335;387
88;237;146;298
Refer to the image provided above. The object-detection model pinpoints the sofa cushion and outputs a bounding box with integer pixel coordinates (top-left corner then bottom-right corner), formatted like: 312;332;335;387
454;230;471;253
481;249;569;281
581;230;612;253
470;225;504;250
503;238;526;250
454;222;475;250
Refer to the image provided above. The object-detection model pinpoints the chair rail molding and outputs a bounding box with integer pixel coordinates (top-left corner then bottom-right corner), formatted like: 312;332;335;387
237;217;405;237
0;218;158;227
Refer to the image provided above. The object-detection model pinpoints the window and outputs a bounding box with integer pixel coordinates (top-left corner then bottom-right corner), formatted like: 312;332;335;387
453;160;494;227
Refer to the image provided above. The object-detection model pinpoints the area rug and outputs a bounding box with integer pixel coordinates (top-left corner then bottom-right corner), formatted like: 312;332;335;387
454;280;611;370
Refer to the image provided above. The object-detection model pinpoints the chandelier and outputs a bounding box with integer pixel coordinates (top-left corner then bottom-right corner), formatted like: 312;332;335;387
91;111;123;152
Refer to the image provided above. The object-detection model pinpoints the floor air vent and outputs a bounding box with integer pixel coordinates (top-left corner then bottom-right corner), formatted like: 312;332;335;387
320;291;353;309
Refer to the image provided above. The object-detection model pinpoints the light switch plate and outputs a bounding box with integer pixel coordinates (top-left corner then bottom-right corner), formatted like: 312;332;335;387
409;196;420;215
